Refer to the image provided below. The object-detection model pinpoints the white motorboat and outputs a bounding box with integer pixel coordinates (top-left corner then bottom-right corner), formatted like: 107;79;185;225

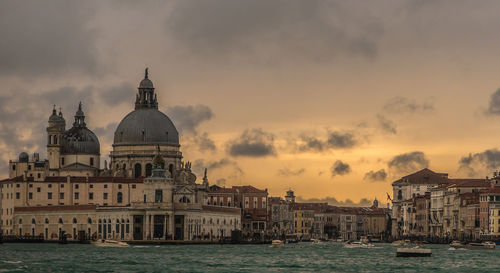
465;242;496;250
271;240;284;247
311;239;322;245
92;239;130;247
449;241;466;249
396;246;432;257
343;241;374;248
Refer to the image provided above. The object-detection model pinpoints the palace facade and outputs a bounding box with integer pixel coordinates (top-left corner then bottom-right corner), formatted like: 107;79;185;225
0;69;240;241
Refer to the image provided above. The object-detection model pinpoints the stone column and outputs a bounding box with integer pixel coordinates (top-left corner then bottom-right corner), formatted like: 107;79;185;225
144;212;149;240
163;214;167;240
168;212;174;240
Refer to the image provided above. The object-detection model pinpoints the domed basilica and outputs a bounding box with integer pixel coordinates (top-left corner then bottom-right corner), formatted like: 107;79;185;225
10;68;188;180
1;69;240;242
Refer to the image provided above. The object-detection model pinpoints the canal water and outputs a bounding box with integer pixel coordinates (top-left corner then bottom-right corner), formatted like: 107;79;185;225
0;243;499;272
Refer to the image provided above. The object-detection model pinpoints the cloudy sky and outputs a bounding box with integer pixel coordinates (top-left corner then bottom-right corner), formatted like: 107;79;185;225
2;0;500;206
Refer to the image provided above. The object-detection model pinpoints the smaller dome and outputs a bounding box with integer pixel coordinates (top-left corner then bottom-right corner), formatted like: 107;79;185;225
139;78;154;89
19;152;29;162
61;127;100;155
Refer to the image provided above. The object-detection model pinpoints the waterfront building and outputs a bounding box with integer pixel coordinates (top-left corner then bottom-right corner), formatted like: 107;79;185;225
0;70;241;241
267;196;294;238
207;185;268;239
480;188;500;237
391;168;449;237
413;193;430;237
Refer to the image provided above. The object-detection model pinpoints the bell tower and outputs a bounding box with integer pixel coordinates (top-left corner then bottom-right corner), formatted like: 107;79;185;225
46;105;65;171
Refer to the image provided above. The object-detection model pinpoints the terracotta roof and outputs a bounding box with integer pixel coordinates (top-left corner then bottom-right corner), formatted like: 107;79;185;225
232;185;267;194
210;187;238;194
268;197;283;205
291;202;329;213
447;179;489;188
392;168;449;186
15;205;97;212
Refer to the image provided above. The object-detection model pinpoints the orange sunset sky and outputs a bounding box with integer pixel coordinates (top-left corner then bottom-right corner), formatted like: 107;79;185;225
2;1;500;206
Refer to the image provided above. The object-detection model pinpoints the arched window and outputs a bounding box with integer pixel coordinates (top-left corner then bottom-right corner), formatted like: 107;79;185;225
54;135;57;145
88;218;92;224
45;218;49;224
145;164;153;177
73;218;77;224
32;218;36;224
134;163;142;178
122;164;126;170
117;192;123;203
19;218;22;224
98;219;102;223
397;190;402;200
59;218;63;224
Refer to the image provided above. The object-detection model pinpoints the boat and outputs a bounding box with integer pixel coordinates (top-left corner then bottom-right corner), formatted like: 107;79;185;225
449;241;466;249
271;240;284;247
396;247;432;257
91;239;129;247
311;239;322;245
360;236;369;244
343;241;374;248
465;242;496;250
391;240;410;246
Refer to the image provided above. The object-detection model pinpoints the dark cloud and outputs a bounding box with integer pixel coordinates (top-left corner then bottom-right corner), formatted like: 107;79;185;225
382;97;434;114
193;158;233;174
377;114;397;134
327;131;358;149
296;131;359;152
101;83;136;105
331;160;351;177
364;169;387;182
216;178;227;186
167;0;382;63
295;196;373;207
166;105;214;135
192;158;244;185
297;135;325;152
277;167;305;177
166;104;216;153
196;132;217;152
486;88;500;115
388;151;429;174
0;1;100;77
458;149;500;177
227;128;276;157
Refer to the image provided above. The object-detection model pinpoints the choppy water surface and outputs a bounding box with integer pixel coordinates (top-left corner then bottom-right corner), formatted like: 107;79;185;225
0;243;499;272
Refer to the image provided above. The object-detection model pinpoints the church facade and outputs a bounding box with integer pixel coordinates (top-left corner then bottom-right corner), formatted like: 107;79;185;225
0;69;240;241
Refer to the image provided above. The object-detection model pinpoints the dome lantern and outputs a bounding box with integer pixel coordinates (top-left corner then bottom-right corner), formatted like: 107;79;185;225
135;67;158;110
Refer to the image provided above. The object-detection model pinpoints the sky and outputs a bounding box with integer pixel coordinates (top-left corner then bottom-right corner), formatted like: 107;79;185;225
2;0;500;206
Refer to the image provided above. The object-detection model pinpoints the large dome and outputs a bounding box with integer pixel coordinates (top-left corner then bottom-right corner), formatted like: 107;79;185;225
113;108;179;146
